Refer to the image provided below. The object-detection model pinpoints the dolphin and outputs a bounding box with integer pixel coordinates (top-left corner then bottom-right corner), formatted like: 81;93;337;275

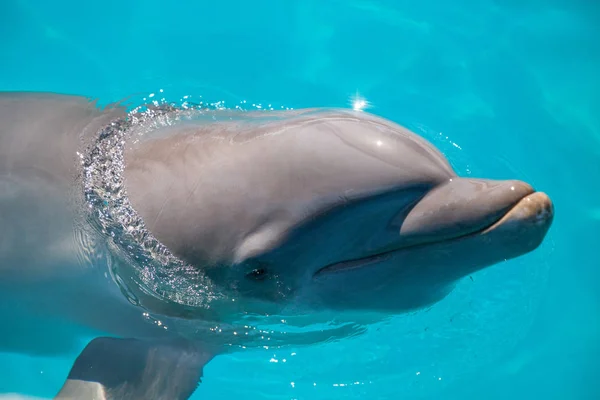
0;91;554;399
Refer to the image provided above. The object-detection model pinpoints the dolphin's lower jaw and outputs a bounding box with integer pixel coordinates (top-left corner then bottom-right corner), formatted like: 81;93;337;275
314;188;554;280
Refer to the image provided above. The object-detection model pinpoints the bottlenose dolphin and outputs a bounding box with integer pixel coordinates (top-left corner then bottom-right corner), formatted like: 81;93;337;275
0;92;554;399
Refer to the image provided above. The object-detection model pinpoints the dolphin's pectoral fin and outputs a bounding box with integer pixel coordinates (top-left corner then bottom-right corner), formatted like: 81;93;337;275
54;336;217;400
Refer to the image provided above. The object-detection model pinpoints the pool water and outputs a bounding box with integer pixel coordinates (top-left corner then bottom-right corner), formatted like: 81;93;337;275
1;0;599;399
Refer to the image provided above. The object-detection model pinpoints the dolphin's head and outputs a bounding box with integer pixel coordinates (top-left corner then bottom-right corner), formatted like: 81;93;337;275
124;109;554;313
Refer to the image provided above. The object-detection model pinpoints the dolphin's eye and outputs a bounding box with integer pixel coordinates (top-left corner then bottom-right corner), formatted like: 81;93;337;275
246;268;268;281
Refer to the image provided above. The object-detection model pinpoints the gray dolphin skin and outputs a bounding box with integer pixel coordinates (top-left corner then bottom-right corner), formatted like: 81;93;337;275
0;92;554;399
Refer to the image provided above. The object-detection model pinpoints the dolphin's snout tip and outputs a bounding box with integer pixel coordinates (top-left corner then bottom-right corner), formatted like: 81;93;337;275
495;179;553;227
485;189;554;235
524;191;554;225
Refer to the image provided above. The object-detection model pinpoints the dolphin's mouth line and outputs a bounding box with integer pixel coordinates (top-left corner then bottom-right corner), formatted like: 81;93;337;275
314;191;540;277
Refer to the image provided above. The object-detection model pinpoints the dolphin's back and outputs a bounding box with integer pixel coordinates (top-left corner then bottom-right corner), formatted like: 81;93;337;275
0;92;124;179
0;92;124;277
0;93;168;357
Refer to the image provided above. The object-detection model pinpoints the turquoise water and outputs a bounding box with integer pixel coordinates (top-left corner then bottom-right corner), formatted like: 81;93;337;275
1;0;599;399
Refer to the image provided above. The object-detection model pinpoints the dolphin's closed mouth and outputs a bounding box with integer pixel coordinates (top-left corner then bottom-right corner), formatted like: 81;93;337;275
314;190;553;277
